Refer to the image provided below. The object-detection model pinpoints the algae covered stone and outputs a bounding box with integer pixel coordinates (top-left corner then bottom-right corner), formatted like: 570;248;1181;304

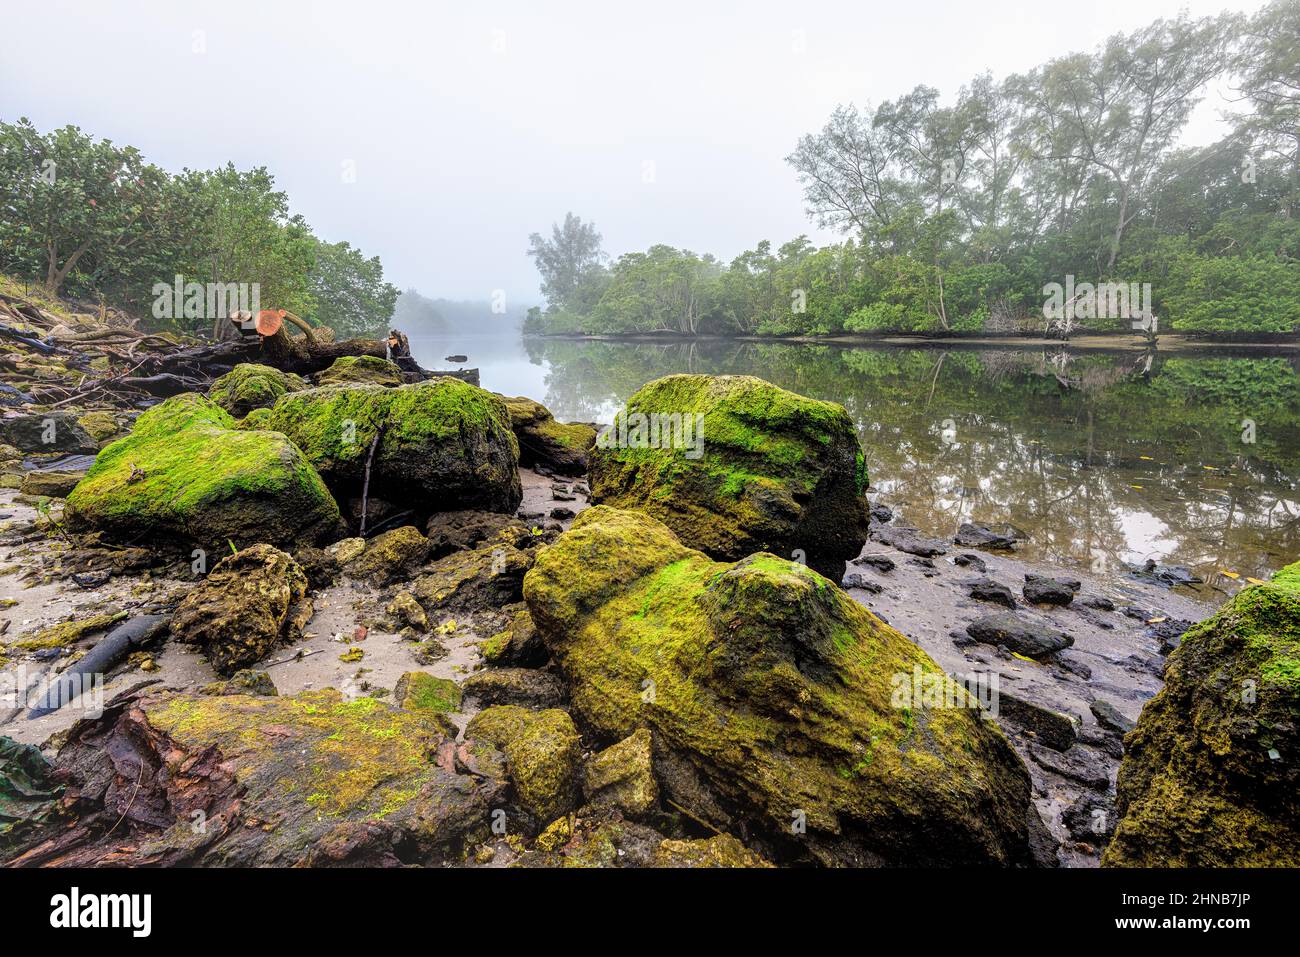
64;393;341;550
582;728;658;817
524;506;1035;866
464;705;580;823
260;379;521;519
317;355;405;387
208;363;307;417
589;374;869;580
171;544;312;676
341;525;430;584
1103;561;1300;867
501;395;596;476
394;671;463;714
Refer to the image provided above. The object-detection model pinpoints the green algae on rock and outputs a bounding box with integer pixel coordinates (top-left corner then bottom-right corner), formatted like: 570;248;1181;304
170;544;311;676
524;506;1036;866
341;525;430;584
208;363;307;417
1103;561;1300;867
588;374;870;580
394;671;463;714
501;395;596;476
464;704;580;823
316;355;406;387
582;727;657;818
64;393;341;550
260;378;521;519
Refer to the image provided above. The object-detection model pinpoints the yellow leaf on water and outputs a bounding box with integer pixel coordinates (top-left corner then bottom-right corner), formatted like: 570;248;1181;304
1147;616;1167;624
1220;570;1240;580
1139;455;1155;460
1202;465;1218;471
1246;577;1267;586
1130;484;1144;490
1010;652;1038;664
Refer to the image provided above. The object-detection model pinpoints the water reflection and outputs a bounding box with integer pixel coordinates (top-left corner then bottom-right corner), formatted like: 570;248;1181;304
412;335;1300;594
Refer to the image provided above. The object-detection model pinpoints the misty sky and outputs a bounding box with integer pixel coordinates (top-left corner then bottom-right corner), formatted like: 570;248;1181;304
1;0;1272;306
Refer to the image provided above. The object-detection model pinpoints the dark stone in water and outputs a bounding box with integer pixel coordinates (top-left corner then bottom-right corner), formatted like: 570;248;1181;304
1129;559;1204;588
869;503;894;525
1028;742;1111;789
873;525;947;558
953;553;987;573
954;523;1018;550
1063;792;1116;844
550;506;576;520
1023;574;1075;606
967;612;1073;659
994;688;1080;751
1081;595;1115;611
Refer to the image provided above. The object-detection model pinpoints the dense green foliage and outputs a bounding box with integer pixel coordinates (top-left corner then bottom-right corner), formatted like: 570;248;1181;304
0;120;399;336
526;3;1299;338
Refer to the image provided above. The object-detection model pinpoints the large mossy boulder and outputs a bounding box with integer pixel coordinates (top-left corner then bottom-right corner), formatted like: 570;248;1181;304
464;705;580;823
524;506;1035;866
208;363;307;417
501;396;596;476
1103;562;1300;867
588;374;869;580
260;379;522;519
64;394;340;550
317;355;405;387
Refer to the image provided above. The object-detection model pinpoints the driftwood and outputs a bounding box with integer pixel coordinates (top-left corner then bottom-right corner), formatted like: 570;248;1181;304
26;615;170;719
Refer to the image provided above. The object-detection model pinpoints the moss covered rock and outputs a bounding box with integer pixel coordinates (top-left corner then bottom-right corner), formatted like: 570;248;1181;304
589;374;869;580
524;506;1035;866
208;363;307;417
394;671;463;714
171;544;312;676
502;396;596;476
582;728;658;817
341;525;430;584
75;410;121;445
652;834;772;868
464;705;580;823
1103;562;1300;867
64;394;340;551
260;379;521;520
317;355;405;387
0;411;98;454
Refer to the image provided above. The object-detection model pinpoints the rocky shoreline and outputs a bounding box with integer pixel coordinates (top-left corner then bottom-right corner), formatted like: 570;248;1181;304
0;286;1294;868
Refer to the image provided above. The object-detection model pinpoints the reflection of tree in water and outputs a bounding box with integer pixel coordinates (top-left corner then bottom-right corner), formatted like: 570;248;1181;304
531;338;1300;584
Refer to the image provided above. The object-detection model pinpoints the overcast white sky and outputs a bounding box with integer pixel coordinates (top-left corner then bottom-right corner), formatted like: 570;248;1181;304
1;0;1272;304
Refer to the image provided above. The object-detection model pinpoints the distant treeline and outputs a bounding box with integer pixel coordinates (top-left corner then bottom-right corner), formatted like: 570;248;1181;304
0;119;399;338
525;2;1299;338
393;288;528;336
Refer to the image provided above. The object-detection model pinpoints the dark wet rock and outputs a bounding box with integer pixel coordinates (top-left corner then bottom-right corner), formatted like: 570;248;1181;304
550;506;576;520
64;394;340;551
425;509;529;558
874;525;947;558
1023;574;1075;606
1028;743;1111;789
966;612;1073;660
208;363;307;417
1141;616;1193;654
0;411;98;454
7;687;496;867
171;544;312;676
581;728;658;818
953;553;987;572
1063;792;1117;845
500;395;596;476
291;545;340;589
1104;562;1300;866
995;689;1080;752
965;577;1017;609
1081;595;1116;611
851;553;896;573
525;506;1038;866
462;668;566;710
341;526;430;585
1078;725;1125;760
19;470;84;498
869;503;893;525
1129;559;1204;588
552;489;576;501
588;374;871;582
954;523;1018;550
260;379;522;521
464;705;580;823
1054;652;1093;680
841;571;883;593
480;604;548;667
1074;607;1115;630
200;669;279;697
1090;699;1136;734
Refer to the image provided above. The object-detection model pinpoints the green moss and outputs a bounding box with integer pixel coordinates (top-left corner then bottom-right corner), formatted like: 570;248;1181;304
395;671;462;713
8;611;127;651
523;506;1032;866
465;705;579;822
64;393;340;549
317;355;404;387
209;363;307;417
